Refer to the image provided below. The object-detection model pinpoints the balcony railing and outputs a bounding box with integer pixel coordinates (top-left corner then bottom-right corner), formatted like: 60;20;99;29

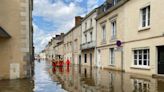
81;41;96;50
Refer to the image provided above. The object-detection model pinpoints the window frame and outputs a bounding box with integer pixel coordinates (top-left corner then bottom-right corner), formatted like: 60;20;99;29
139;5;150;29
85;34;87;43
85;22;87;30
90;31;92;42
90;18;92;27
132;48;150;69
111;20;117;40
101;24;106;42
113;0;117;6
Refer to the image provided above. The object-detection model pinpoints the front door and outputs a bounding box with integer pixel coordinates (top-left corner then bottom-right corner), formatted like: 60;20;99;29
158;46;164;74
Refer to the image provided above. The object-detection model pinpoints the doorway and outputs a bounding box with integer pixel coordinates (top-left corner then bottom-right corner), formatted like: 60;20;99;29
158;46;164;74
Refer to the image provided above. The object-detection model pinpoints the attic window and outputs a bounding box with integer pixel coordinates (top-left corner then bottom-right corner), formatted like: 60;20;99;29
113;0;117;5
103;6;106;12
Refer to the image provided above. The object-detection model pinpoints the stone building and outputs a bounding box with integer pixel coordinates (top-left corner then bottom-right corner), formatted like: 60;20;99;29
45;33;64;60
80;9;98;67
96;0;164;76
63;16;82;64
96;0;126;70
0;0;34;79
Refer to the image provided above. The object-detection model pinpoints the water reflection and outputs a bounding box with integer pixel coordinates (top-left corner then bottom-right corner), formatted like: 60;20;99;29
34;61;66;92
0;79;34;92
1;60;164;92
49;63;164;92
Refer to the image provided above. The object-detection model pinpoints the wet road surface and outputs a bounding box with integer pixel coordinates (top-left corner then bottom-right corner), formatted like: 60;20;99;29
1;60;164;92
34;60;66;92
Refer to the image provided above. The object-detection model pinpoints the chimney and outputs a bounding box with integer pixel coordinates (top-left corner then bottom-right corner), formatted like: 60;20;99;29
75;16;83;26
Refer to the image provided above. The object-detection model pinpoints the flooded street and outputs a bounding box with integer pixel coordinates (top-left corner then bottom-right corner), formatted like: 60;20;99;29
0;60;164;92
34;60;66;92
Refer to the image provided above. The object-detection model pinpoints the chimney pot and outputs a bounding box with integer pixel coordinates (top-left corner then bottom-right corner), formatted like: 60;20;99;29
75;16;83;26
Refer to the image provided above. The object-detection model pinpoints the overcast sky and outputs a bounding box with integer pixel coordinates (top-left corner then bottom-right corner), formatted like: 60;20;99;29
33;0;105;53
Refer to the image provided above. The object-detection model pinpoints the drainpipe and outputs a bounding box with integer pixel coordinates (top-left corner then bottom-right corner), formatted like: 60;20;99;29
95;11;98;68
121;46;124;72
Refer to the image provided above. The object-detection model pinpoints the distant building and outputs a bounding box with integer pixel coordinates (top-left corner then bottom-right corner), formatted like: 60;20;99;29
46;0;164;76
45;33;64;60
39;50;46;59
0;0;34;79
63;16;82;64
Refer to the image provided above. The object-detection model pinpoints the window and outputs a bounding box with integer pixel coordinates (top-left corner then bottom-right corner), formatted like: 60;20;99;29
84;54;87;63
112;0;117;6
90;32;92;42
102;25;106;42
103;7;106;12
140;6;150;28
90;19;92;27
85;22;87;30
85;34;87;43
133;49;150;67
70;42;72;51
67;43;69;51
74;40;77;50
111;20;116;39
110;48;115;65
64;44;66;51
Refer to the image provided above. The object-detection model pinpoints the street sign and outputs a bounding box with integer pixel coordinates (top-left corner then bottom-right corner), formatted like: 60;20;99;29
116;40;122;47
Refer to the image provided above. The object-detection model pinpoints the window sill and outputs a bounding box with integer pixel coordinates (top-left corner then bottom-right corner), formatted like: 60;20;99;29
130;66;150;70
110;37;117;42
138;26;150;32
101;40;106;45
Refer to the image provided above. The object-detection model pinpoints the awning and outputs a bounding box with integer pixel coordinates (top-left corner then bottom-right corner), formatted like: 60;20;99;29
0;27;11;38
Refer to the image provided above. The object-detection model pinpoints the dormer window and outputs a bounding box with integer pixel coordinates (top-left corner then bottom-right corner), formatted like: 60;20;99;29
113;0;118;6
103;7;106;12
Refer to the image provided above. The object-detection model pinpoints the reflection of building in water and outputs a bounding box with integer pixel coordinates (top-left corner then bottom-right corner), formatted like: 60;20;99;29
124;74;157;92
132;79;150;92
49;64;164;92
109;73;115;92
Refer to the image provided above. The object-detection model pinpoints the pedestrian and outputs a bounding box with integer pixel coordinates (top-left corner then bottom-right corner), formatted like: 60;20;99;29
66;59;70;67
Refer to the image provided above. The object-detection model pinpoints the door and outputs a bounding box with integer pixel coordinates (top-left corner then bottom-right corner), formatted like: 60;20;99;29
10;63;20;79
90;53;92;67
158;46;164;74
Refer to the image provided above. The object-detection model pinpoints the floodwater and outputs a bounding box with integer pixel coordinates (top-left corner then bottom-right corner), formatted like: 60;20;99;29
1;60;164;92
